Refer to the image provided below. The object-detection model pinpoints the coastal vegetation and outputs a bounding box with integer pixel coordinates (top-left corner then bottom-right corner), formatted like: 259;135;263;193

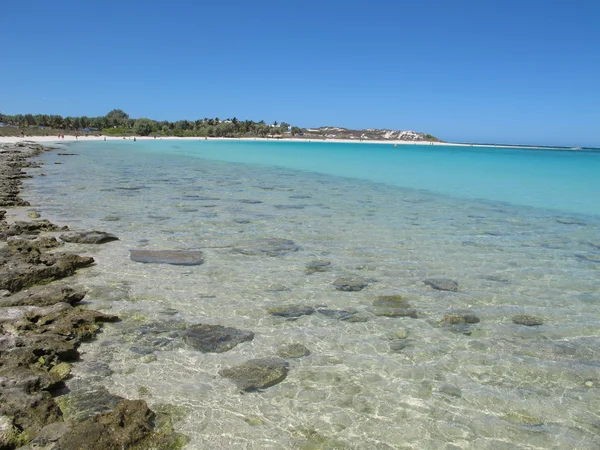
0;110;294;138
0;110;441;142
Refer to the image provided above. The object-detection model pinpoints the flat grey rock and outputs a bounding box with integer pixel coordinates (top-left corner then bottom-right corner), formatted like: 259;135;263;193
232;238;299;257
333;276;368;292
184;324;254;353
219;357;289;391
512;314;544;326
277;343;310;359
60;230;119;244
423;278;458;292
268;305;315;320
130;249;205;266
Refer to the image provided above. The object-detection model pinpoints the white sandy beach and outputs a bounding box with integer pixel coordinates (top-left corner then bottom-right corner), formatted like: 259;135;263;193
0;134;469;146
0;135;556;150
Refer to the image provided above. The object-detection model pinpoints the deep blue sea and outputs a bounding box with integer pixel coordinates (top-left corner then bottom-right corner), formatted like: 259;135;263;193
24;140;600;449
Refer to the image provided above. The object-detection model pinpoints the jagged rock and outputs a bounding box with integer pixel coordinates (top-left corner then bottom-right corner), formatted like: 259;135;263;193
0;284;86;307
6;235;61;253
268;305;316;320
184;324;254;353
423;278;458;292
60;230;119;244
277;343;310;359
57;399;187;450
56;386;124;422
332;276;368;292
130;249;205;266
0;252;94;293
219;358;289;391
6;219;64;236
49;362;72;380
0;414;22;449
512;314;544;326
232;238;299;256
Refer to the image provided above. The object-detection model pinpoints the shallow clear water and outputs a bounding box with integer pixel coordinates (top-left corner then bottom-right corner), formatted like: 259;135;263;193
24;141;600;449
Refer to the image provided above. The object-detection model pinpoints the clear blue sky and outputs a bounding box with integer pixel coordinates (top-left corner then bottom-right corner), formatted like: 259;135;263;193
2;0;599;146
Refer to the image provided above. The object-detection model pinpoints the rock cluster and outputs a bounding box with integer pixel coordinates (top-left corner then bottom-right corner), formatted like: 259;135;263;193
0;143;186;449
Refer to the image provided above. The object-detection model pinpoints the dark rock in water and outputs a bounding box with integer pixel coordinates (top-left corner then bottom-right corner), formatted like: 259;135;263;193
184;324;254;353
512;314;544;326
233;238;300;256
0;284;86;307
369;307;418;319
575;253;600;263
57;386;125;422
389;340;411;352
60;230;119;244
481;275;509;283
423;278;458;292
268;305;315;320
238;199;263;204
219;358;289;391
130;249;205;266
101;215;121;222
317;308;359;321
305;260;331;274
184;195;220;201
441;312;480;325
274;204;305;210
438;384;462;398
333;276;368;292
373;295;412;308
277;343;310;358
115;185;147;191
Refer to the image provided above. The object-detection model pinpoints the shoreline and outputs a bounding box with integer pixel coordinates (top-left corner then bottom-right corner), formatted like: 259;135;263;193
0;135;560;150
0;142;186;448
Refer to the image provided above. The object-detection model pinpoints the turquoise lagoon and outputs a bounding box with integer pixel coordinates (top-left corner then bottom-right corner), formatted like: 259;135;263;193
25;140;600;449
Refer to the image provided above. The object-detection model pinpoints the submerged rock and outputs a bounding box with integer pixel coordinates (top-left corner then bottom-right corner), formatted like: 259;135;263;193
423;278;459;292
512;314;544;326
316;308;360;321
268;305;316;320
60;230;119;244
305;260;331;274
369;307;418;319
130;249;205;266
277;343;311;359
441;312;480;325
232;238;300;256
219;358;289;391
332;276;368;292
371;294;418;316
184;324;254;353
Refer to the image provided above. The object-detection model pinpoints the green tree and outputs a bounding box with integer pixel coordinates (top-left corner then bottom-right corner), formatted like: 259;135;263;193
133;118;155;136
106;109;129;127
291;126;302;136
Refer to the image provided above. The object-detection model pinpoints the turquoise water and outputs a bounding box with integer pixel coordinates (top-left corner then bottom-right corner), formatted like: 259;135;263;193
23;140;600;449
115;140;600;217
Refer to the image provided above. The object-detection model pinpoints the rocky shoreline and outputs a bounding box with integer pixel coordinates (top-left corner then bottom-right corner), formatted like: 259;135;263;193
0;142;186;449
